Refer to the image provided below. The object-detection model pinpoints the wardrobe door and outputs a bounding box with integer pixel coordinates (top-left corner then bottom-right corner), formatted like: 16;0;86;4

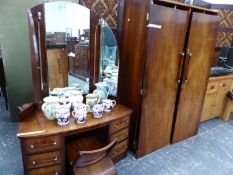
172;12;220;143
137;5;188;157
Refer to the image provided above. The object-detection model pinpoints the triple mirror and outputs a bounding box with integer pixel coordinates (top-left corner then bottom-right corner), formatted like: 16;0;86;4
28;1;119;101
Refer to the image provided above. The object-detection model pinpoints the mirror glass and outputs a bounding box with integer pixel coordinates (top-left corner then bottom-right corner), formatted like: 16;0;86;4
45;2;90;93
98;20;119;96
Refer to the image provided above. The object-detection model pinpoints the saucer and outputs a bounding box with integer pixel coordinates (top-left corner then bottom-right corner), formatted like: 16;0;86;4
57;120;69;126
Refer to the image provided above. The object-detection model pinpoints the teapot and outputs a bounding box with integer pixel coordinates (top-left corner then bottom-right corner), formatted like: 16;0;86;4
93;82;110;102
41;96;60;120
42;96;71;120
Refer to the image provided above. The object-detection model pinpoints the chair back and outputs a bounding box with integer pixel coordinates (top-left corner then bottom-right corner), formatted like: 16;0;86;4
73;139;117;169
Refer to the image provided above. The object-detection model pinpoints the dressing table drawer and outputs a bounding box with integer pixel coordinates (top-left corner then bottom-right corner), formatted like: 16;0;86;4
21;135;63;155
111;140;128;159
24;150;64;170
26;164;64;175
110;128;129;143
109;116;130;134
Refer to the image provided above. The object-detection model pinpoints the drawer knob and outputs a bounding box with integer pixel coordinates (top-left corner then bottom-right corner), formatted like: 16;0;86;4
114;125;118;128
30;145;34;149
114;151;117;155
54;172;60;175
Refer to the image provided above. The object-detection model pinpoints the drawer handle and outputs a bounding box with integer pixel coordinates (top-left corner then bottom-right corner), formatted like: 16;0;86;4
32;156;58;165
116;133;129;141
113;121;129;129
30;141;57;149
113;146;128;156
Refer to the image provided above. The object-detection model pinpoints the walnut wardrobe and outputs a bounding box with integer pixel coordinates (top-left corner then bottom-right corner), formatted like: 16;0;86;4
118;0;220;158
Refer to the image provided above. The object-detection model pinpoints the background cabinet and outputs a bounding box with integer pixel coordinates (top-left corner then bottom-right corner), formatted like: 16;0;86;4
119;0;220;158
69;44;89;81
201;75;233;121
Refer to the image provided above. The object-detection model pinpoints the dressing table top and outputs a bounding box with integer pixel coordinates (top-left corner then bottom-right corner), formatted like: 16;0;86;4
17;104;132;138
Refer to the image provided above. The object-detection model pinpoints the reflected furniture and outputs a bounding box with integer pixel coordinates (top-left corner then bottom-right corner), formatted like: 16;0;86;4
47;48;68;89
201;74;233;121
69;43;90;81
118;0;220;158
66;137;117;175
17;104;132;174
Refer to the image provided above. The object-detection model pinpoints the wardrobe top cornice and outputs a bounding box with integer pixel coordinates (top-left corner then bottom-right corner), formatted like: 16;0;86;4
154;0;219;15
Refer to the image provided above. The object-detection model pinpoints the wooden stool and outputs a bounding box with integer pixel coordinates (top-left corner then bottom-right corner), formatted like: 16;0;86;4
66;136;118;175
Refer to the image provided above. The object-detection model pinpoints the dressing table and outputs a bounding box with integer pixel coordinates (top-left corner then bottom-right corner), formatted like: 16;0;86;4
18;104;132;174
18;1;127;174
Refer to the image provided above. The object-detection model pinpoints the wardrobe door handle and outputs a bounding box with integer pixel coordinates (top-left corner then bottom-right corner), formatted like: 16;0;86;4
177;51;185;84
182;49;192;84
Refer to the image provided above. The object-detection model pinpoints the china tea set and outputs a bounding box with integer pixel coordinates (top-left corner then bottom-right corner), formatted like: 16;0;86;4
42;86;116;126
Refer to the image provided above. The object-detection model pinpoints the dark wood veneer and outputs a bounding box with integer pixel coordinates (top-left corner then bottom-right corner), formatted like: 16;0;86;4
119;0;220;158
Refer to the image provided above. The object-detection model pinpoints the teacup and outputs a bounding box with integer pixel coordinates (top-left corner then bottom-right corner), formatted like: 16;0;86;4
59;98;72;110
53;108;70;126
92;104;104;118
72;103;90;124
73;103;90;113
72;110;87;124
50;88;64;97
102;99;116;112
69;94;84;107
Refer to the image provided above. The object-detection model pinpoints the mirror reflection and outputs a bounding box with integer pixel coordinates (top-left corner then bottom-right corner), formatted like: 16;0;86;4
95;20;119;98
40;1;119;99
45;2;90;94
